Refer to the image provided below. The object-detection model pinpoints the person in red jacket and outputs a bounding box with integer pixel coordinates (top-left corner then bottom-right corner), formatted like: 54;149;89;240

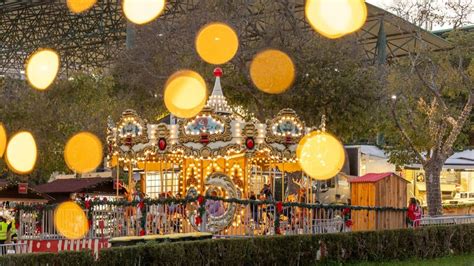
407;198;421;228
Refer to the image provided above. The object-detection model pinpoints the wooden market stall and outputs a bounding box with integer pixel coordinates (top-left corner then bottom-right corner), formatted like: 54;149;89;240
349;172;408;231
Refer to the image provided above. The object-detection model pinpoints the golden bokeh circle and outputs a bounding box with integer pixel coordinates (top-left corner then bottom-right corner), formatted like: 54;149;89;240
250;49;295;94
164;70;207;118
25;49;60;90
67;0;97;13
195;22;239;65
297;131;345;180
64;132;103;174
122;0;166;25
0;124;6;158
5;131;37;175
305;0;367;39
54;202;89;240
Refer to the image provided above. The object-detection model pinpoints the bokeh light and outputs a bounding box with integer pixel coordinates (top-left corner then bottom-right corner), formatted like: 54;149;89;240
250;49;295;94
54;201;89;240
122;0;166;25
195;22;239;65
67;0;97;13
5;131;37;174
0;124;6;158
164;70;207;118
305;0;367;39
64;132;103;174
25;49;60;90
297;131;345;180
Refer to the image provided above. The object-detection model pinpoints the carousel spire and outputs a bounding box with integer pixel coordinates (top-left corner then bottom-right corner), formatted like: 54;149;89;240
206;67;232;115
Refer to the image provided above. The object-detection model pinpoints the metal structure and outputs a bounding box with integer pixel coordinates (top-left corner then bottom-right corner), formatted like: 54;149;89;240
0;0;452;77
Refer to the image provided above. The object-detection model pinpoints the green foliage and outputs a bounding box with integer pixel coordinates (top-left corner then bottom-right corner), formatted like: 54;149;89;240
0;250;94;266
383;29;473;165
2;224;472;265
97;224;474;265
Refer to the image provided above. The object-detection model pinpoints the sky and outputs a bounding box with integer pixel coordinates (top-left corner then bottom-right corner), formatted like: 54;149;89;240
365;0;473;30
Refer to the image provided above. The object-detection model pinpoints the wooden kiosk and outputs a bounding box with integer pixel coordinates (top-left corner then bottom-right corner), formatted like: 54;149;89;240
350;172;408;231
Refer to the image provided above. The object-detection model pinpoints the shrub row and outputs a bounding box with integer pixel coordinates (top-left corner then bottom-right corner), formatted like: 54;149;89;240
1;224;473;265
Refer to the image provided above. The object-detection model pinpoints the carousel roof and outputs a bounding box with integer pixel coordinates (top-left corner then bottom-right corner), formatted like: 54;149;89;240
107;69;308;164
206;68;232;115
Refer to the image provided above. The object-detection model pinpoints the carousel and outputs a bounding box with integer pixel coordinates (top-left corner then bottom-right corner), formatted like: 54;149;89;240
106;68;317;208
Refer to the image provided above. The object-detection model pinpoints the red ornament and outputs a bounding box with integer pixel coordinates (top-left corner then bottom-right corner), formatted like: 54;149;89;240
245;137;255;150
213;67;223;77
125;136;133;146
158;138;167;150
195;216;202;225
200;133;209;144
276;201;283;214
139;229;145;236
197;195;204;205
345;220;353;227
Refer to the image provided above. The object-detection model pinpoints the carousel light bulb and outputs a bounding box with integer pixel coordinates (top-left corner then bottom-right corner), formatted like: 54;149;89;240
26;49;60;90
250;49;295;94
305;0;367;39
64;132;103;174
122;0;166;25
164;70;207;118
0;124;6;158
54;201;89;240
297;131;345;180
67;0;96;13
5;131;37;174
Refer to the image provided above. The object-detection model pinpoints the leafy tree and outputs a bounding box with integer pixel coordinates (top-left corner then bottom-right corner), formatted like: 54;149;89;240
385;30;473;216
113;0;381;143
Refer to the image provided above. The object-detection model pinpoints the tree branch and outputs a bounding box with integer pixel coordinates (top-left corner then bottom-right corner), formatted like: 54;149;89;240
391;97;426;164
441;72;473;156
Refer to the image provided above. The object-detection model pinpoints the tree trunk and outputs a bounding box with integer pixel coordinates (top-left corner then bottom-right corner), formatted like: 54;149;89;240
424;161;443;216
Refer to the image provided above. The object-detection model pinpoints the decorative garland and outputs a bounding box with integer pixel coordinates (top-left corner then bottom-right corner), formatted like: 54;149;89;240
14;196;406;235
15;196;409;213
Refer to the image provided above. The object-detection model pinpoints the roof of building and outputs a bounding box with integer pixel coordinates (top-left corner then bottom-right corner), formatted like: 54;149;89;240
349;172;407;183
35;177;115;193
0;179;54;202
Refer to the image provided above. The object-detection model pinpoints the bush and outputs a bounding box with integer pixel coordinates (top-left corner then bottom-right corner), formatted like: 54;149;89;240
0;250;94;266
98;224;474;265
1;224;473;265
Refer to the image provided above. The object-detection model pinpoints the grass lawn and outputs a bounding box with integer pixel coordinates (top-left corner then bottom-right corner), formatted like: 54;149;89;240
351;253;474;266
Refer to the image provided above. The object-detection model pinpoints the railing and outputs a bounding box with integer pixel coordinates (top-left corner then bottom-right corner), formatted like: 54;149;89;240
0;243;28;256
18;199;406;240
419;215;474;226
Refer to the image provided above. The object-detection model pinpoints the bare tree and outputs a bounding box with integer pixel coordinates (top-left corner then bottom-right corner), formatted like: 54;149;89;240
388;0;473;30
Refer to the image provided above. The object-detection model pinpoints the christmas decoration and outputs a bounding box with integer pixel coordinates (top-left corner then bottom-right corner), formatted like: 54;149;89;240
195;23;239;65
25;49;60;90
5;131;37;174
64;132;103;174
305;0;367;39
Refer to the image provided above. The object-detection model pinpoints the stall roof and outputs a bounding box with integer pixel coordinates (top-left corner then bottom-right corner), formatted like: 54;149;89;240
0;179;53;202
35;177;114;193
350;172;408;183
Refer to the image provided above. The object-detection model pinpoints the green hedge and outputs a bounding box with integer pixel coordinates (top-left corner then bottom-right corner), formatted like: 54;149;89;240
0;250;94;266
97;224;474;265
1;224;473;265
